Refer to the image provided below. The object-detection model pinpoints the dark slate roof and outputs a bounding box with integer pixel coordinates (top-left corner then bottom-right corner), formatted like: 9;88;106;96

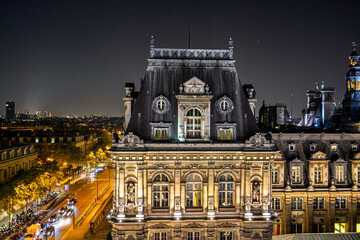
273;233;360;240
272;133;360;188
126;47;259;141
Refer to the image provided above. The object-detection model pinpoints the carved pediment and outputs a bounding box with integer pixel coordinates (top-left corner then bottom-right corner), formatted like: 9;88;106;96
182;77;207;94
151;223;170;229
183;223;205;228
245;133;274;150
354;152;360;160
311;151;327;160
216;222;237;228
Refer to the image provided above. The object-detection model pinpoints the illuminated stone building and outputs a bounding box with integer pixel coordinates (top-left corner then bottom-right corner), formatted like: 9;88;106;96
109;38;277;240
0;143;37;182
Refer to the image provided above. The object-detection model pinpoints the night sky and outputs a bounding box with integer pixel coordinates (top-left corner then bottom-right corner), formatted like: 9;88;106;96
1;0;360;117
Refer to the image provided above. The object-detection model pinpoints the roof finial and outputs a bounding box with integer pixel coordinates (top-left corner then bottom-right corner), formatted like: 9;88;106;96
150;35;155;49
229;37;233;59
352;41;358;51
321;80;325;89
315;82;319;90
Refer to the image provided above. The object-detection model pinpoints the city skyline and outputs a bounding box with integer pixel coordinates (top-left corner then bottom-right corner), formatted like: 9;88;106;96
1;0;360;117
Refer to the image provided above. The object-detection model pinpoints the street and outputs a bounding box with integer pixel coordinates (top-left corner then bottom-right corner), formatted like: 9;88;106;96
35;168;113;240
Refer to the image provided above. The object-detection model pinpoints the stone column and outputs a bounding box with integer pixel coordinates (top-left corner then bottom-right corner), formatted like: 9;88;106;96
136;165;144;219
207;167;215;218
118;163;125;218
174;166;182;219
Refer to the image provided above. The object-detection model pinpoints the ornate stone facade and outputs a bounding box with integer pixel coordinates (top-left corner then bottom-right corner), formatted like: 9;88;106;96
109;133;277;240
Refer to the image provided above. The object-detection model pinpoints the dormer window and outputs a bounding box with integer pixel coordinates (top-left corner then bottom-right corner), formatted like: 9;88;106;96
336;166;345;183
216;123;237;141
154;128;168;141
352;143;358;152
290;159;304;186
289;143;296;152
291;166;301;184
186;108;202;139
310;143;317;152
331;143;338;152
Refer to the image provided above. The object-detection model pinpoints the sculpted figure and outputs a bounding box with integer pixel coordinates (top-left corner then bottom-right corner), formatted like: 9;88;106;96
127;182;135;203
252;181;260;203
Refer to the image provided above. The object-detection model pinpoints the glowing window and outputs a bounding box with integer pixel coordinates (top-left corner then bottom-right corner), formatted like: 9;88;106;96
218;174;234;207
154;128;168;141
335;223;346;233
187;232;200;240
291;166;301;184
314;166;322;183
157;100;166;110
352;80;356;89
186;173;202;207
219;128;234;141
272;166;279;184
219;232;233;240
336;165;345;183
152;174;169;208
186;109;202;139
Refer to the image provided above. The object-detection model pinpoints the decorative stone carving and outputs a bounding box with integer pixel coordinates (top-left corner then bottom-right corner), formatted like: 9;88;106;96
150;48;232;60
216;222;237;228
152;95;170;114
215;96;234;114
245;133;274;150
118;133;144;149
153;164;167;169
188;164;201;169
151;223;169;229
183;223;205;228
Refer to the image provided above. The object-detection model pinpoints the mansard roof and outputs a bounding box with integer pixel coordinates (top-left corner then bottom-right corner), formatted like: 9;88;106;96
125;46;258;142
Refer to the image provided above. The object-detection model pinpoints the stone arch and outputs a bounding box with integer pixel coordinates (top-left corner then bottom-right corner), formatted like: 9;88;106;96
151;171;173;183
215;171;239;182
181;170;206;183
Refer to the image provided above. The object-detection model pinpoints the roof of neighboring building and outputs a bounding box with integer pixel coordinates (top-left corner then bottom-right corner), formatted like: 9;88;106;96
273;233;360;240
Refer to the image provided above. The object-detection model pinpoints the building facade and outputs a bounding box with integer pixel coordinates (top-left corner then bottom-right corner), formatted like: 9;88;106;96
271;133;360;235
109;39;276;240
0;144;37;182
6;101;15;120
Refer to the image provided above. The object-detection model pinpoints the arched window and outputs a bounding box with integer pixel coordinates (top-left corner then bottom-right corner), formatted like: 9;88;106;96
348;81;350;91
218;174;235;207
357;80;360;91
352;80;355;89
186;108;202;139
186;173;202;207
152;174;169;208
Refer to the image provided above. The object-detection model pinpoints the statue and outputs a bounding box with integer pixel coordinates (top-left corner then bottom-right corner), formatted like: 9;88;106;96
252;181;260;203
127;182;135;204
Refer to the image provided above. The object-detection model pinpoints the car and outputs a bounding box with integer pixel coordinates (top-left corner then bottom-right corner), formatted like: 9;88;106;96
64;208;74;216
45;226;55;236
67;198;77;205
48;214;60;223
59;206;67;214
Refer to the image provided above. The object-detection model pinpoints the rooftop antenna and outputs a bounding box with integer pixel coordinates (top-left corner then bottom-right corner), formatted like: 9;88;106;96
352;41;358;51
188;4;191;49
291;93;293;120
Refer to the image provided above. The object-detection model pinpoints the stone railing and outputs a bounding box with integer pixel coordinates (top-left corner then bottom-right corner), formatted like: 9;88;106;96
150;48;233;60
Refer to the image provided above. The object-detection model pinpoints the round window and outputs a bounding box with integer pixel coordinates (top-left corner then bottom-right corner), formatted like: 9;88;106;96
152;95;170;114
216;96;234;114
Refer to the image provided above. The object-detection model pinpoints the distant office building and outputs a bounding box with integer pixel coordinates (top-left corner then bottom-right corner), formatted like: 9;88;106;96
6;101;15;120
259;102;291;130
35;110;42;118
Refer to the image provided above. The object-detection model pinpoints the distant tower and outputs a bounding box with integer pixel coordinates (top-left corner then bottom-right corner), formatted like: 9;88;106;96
343;42;360;121
320;82;336;126
5;101;15;120
243;84;257;117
